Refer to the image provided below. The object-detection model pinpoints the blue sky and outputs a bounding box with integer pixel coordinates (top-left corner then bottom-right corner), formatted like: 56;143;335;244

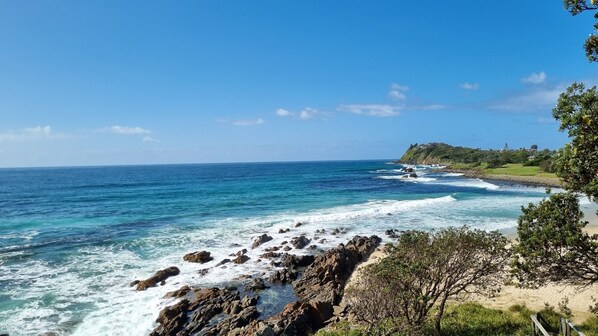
1;1;597;167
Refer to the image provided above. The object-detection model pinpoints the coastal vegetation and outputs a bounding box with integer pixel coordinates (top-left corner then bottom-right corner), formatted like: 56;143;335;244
513;82;598;289
399;142;556;174
345;227;510;336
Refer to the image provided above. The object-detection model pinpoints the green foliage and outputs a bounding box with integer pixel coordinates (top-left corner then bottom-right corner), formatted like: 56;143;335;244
346;227;510;336
553;82;598;200
399;143;554;169
562;1;598;62
437;303;530;336
513;192;598;287
580;315;598;334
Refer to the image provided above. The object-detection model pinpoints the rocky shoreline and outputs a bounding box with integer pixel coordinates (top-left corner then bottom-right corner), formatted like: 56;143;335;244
441;167;562;188
135;232;381;336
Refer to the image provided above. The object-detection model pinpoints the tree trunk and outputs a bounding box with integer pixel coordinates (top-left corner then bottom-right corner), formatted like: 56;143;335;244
434;295;449;336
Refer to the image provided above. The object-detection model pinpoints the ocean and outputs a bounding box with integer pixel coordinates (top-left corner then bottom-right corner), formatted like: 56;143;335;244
0;160;556;335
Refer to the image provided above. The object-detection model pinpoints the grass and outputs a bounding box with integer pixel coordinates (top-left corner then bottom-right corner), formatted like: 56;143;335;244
484;163;557;178
315;302;598;336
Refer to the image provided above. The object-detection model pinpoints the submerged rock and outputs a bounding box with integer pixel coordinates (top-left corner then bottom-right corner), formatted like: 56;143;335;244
132;266;180;291
245;277;269;291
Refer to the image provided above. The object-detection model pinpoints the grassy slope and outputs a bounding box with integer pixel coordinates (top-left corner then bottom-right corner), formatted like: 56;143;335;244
317;303;598;336
484;164;557;178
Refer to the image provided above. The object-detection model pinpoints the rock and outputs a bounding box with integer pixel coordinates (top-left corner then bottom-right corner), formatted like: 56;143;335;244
293;235;381;305
245;278;268;291
233;255;250;264
266;301;330;335
308;245;317;250
294;222;303;227
163;285;192;298
409;172;418;178
318;238;327;244
278;228;290;234
198;268;210;277
183;250;213;263
133;266;180;291
252;234;273;249
268;268;298;284
264;246;280;252
385;229;400;239
290;235;310;249
280;254;315;269
260;251;281;259
280;241;288;245
215;259;231;267
283;246;292;251
149;299;190;336
402;167;414;173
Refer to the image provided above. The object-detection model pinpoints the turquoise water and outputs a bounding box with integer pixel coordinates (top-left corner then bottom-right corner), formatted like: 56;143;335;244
0;161;551;335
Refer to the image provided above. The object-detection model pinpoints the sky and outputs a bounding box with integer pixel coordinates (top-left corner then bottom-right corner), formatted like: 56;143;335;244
1;1;598;167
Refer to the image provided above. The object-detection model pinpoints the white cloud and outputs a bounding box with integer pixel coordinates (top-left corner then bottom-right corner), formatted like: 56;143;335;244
142;136;159;143
101;125;151;135
522;72;547;84
459;82;479;90
0;126;67;142
275;108;293;117
299;108;317;120
232;118;265;126
488;85;564;112
388;83;409;100
275;107;318;120
338;104;402;117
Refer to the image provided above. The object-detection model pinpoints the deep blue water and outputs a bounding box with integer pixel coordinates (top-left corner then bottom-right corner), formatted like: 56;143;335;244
0;161;550;335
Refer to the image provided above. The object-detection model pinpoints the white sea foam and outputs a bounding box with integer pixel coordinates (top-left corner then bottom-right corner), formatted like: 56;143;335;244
432;178;500;190
439;172;464;177
377;175;438;182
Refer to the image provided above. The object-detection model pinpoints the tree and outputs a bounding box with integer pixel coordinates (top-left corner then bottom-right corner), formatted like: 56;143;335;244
553;83;598;200
514;192;598;287
531;144;539;151
562;0;598;62
345;227;510;336
514;83;598;287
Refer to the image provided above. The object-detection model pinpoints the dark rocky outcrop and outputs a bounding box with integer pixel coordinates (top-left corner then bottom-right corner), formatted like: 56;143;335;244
385;229;400;239
233;255;250;264
237;300;332;336
252;234;273;249
131;266;180;291
268;268;298;284
216;258;231;267
245;277;269;291
150;287;260;336
280;254;315;269
150;235;380;336
293;235;381;305
290;236;310;249
163;285;192;298
183;250;213;263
